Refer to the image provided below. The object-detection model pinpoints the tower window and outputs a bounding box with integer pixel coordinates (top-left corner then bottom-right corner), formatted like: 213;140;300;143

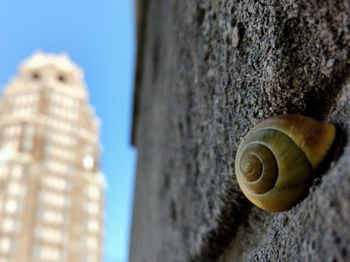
31;72;40;80
0;237;13;253
83;155;95;170
57;73;67;83
4;199;19;214
2;218;18;233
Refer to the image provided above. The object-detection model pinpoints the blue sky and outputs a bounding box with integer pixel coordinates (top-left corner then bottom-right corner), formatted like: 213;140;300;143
0;1;136;261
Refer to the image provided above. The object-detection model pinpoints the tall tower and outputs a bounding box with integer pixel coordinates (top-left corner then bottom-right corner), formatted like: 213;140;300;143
0;52;104;262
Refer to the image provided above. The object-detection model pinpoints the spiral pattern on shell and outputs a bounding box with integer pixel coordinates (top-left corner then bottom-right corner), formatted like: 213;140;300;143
235;115;336;212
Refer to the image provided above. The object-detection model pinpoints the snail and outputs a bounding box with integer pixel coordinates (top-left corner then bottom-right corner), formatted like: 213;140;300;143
235;114;336;212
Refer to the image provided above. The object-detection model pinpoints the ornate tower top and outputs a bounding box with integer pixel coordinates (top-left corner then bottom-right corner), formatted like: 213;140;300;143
20;52;84;80
5;51;90;101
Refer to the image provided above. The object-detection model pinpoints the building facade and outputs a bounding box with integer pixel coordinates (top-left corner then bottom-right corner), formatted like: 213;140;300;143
0;52;104;262
130;1;350;261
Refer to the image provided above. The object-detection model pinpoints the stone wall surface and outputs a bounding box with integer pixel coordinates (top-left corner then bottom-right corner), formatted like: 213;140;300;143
130;0;350;261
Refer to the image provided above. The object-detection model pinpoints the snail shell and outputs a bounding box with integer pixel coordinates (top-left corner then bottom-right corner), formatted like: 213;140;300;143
235;114;336;212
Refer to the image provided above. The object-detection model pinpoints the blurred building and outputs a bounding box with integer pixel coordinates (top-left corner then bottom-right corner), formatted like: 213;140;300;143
0;52;104;262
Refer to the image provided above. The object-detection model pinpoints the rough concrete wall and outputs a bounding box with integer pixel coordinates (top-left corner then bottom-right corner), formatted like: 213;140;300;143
130;0;350;261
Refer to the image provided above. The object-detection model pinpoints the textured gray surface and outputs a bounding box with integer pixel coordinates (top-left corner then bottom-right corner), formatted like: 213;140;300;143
130;0;350;261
